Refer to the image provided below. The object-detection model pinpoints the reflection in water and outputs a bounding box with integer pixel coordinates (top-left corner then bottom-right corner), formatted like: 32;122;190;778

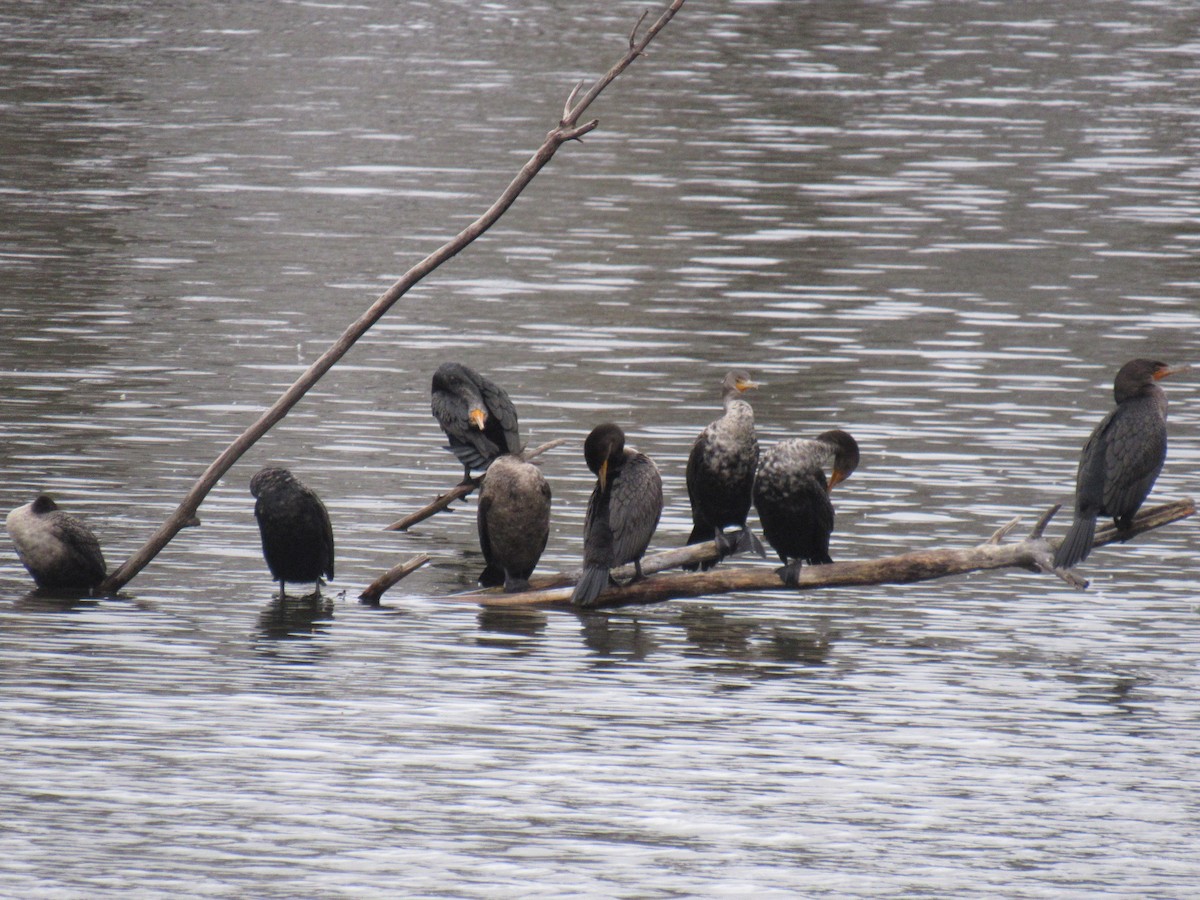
255;591;334;642
475;605;548;644
578;611;660;662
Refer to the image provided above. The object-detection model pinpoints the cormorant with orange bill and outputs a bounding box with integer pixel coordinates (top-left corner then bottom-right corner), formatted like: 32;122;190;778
753;429;860;587
1054;358;1187;570
431;362;521;483
572;423;663;608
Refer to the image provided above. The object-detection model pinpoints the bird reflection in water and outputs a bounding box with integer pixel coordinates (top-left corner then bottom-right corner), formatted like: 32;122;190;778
256;591;335;641
475;606;548;652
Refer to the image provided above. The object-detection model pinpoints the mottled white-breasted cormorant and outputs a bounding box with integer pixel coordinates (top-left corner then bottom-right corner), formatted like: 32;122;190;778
6;494;106;591
572;423;663;609
753;429;860;586
685;370;765;569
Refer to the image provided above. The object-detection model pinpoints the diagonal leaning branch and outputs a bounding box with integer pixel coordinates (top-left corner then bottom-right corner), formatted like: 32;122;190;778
449;499;1195;610
100;0;687;593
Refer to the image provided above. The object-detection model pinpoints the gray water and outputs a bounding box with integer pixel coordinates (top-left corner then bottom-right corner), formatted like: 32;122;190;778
3;0;1200;896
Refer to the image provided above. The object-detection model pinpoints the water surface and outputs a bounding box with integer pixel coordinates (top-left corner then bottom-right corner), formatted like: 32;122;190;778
2;1;1199;896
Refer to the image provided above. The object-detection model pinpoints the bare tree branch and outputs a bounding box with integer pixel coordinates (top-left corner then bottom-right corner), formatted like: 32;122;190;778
359;553;430;606
100;0;687;593
447;499;1195;610
384;438;566;533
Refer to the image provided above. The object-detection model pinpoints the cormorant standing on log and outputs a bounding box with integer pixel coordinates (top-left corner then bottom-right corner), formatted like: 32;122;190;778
431;362;521;483
477;453;551;592
753;429;860;586
572;423;663;608
5;494;106;591
1054;358;1186;570
250;467;335;596
684;369;765;570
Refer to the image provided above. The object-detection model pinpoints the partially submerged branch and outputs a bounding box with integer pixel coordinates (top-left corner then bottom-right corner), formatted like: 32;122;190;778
359;553;430;606
453;499;1195;610
100;1;686;593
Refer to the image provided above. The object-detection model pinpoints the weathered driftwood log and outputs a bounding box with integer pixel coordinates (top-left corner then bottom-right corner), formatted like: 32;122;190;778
451;499;1194;610
99;0;687;593
359;553;431;606
385;438;566;533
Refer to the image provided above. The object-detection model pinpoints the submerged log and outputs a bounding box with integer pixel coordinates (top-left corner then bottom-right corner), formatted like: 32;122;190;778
451;499;1195;610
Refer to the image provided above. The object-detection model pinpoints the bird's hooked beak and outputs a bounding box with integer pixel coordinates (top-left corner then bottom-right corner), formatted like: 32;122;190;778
1154;363;1190;381
598;458;609;493
736;376;759;393
827;468;848;493
469;407;487;430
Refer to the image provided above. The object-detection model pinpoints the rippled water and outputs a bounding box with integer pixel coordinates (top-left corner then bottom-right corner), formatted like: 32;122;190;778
3;1;1199;896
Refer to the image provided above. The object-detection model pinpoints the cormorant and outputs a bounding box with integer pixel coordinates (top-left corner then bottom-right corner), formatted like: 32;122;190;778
684;369;765;570
5;494;106;591
1054;358;1186;570
431;362;521;482
753;429;860;586
249;467;335;596
477;453;552;592
572;423;663;609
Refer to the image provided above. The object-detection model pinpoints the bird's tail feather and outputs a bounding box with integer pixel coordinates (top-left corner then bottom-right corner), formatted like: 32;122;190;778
1054;515;1096;570
572;566;611;608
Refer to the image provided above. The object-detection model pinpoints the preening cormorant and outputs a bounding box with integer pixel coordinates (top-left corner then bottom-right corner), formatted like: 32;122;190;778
753;429;860;586
249;467;335;596
477;453;552;593
572;423;663;609
684;369;764;570
5;494;106;591
431;362;521;482
1054;358;1186;570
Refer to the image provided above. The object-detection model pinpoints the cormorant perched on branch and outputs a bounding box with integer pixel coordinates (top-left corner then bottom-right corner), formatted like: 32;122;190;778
572;423;663;608
5;494;106;591
431;362;521;482
1054;358;1187;570
753;429;860;586
685;369;765;570
250;467;335;597
477;453;551;593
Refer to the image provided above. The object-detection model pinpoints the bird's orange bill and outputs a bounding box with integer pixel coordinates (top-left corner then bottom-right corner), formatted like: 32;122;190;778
469;408;487;430
598;458;608;493
827;468;849;492
1155;364;1191;381
736;377;759;392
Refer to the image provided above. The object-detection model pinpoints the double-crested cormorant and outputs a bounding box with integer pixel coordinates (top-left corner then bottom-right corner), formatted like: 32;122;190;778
1054;358;1186;570
249;467;335;596
685;369;765;570
5;494;106;591
477;453;552;592
431;362;521;482
753;429;860;586
572;423;663;609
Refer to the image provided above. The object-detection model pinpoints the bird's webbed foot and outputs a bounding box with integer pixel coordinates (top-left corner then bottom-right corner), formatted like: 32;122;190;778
775;561;803;587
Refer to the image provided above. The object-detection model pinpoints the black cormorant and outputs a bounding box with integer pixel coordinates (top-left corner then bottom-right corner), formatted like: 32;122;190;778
477;453;552;592
685;369;764;569
753;429;860;586
5;494;106;591
1054;358;1186;570
249;467;335;596
431;362;521;482
572;423;663;609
